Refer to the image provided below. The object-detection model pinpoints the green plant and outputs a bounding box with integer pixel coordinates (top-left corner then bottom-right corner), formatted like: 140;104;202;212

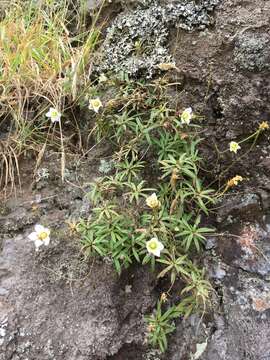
176;215;214;252
181;267;212;311
124;180;155;204
159;153;198;181
146;268;212;353
145;299;182;353
79;213;146;274
157;249;189;285
115;156;145;182
152;131;185;161
77;75;217;352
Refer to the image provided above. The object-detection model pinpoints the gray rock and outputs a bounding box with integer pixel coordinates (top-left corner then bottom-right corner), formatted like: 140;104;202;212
210;263;226;280
87;0;103;10
201;272;270;360
205;237;217;250
96;0;220;78
234;32;270;72
258;188;270;211
0;231;156;359
217;193;262;224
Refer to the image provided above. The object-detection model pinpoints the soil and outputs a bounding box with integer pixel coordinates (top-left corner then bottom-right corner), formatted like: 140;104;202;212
1;1;270;359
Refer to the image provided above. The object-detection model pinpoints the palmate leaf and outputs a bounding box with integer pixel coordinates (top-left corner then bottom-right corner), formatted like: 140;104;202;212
159;153;197;180
124;180;155;204
80;229;108;257
182;179;216;214
115;157;145;182
176;215;214;252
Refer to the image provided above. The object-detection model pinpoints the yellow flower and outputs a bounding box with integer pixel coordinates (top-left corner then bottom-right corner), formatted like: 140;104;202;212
89;98;103;113
146;237;164;257
226;175;243;188
259;121;269;131
146;193;161;209
181;107;193;125
229;141;241;154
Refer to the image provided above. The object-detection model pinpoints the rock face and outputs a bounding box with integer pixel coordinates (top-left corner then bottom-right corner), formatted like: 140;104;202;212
168;0;270;143
0;235;155;360
0;158;156;360
1;0;270;359
97;0;220;77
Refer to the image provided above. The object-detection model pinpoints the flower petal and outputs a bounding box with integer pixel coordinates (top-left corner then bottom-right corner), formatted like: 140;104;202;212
158;242;164;252
51;114;61;123
34;239;43;250
44;227;50;236
35;224;45;233
152;248;161;257
28;232;38;241
43;237;50;246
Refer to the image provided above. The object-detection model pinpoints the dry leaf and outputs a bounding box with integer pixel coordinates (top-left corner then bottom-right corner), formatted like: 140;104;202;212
170;197;178;215
157;62;176;71
180;132;189;140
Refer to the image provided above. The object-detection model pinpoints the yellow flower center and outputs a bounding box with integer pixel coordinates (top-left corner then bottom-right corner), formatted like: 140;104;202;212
149;241;157;250
38;231;48;240
182;112;190;122
150;200;157;207
92;100;101;108
51;111;58;117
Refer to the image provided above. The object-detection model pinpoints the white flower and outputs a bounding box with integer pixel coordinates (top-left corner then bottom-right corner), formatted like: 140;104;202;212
98;73;108;83
146;238;164;257
229;141;241;154
181;107;193;125
89;98;103;113
28;224;50;251
146;193;161;209
45;107;61;123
